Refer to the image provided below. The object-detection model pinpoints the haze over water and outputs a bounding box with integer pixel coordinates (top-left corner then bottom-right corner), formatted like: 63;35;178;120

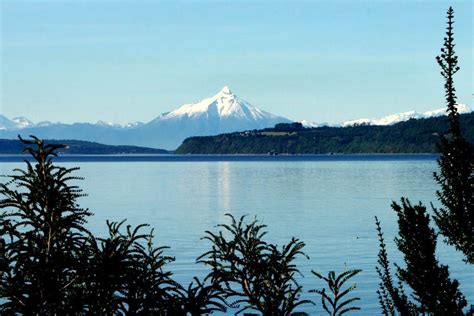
1;155;472;314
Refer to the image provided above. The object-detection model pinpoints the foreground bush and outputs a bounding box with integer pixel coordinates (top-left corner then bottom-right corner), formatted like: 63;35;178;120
198;214;311;315
0;137;92;314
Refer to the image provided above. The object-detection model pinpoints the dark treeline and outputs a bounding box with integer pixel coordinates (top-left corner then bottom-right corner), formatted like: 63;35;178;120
0;138;169;155
1;6;473;316
176;112;474;155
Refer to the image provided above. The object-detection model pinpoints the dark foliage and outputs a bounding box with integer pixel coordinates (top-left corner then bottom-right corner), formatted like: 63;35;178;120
0;135;92;314
433;6;474;264
375;196;469;313
375;217;414;316
375;200;467;315
375;7;472;315
0;138;168;155
274;122;305;132
310;269;362;315
176;113;474;154
395;199;465;314
83;220;175;314
171;277;227;315
198;214;312;315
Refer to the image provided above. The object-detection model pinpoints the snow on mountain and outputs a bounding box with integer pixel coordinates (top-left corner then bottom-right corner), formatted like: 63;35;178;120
36;121;56;127
152;86;286;124
0;116;55;129
300;120;327;128
96;120;124;128
422;103;470;117
0;116;140;130
141;86;291;148
341;103;471;127
124;121;144;129
0;115;36;130
11;117;34;128
342;111;418;127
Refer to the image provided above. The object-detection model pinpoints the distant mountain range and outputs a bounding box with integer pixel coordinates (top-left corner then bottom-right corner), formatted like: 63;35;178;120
0;86;471;149
300;103;471;127
340;103;471;127
0;86;290;149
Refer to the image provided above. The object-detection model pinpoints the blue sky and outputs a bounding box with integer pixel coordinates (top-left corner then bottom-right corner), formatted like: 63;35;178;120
1;0;472;124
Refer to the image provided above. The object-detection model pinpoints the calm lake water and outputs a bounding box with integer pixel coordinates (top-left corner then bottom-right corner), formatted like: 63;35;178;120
1;155;472;314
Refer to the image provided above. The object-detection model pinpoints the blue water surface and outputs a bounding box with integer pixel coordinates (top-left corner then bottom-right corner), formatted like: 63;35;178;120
1;154;472;315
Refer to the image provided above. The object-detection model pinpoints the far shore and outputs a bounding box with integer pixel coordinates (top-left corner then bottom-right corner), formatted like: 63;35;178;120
0;153;439;163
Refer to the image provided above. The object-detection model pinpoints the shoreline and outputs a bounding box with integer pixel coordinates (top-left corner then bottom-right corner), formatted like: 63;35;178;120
0;153;439;163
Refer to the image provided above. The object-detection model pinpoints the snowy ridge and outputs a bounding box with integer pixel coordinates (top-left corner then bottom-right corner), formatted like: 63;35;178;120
1;101;471;131
12;117;34;129
341;103;471;127
0;115;144;130
300;120;326;128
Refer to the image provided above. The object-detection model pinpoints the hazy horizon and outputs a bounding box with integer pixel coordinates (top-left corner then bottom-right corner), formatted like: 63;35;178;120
1;0;472;125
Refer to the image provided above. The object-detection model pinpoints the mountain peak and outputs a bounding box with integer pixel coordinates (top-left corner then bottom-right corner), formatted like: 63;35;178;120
153;86;290;126
219;86;232;95
12;116;34;128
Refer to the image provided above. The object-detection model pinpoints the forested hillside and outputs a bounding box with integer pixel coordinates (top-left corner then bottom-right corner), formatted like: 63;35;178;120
176;113;474;154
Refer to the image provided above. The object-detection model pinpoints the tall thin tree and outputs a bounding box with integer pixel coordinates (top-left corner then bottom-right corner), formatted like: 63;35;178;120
433;6;474;264
376;7;472;313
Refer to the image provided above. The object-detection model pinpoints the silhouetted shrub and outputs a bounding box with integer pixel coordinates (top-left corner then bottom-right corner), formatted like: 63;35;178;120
376;201;466;315
0;137;196;314
310;269;362;315
198;214;312;315
83;220;175;314
0;136;92;314
170;277;227;315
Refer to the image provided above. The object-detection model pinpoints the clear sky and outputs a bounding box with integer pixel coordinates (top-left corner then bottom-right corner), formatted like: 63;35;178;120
1;0;472;124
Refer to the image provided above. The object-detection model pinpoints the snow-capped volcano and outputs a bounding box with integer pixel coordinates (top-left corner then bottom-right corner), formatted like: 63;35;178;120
141;86;291;148
152;86;286;123
0;86;290;149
